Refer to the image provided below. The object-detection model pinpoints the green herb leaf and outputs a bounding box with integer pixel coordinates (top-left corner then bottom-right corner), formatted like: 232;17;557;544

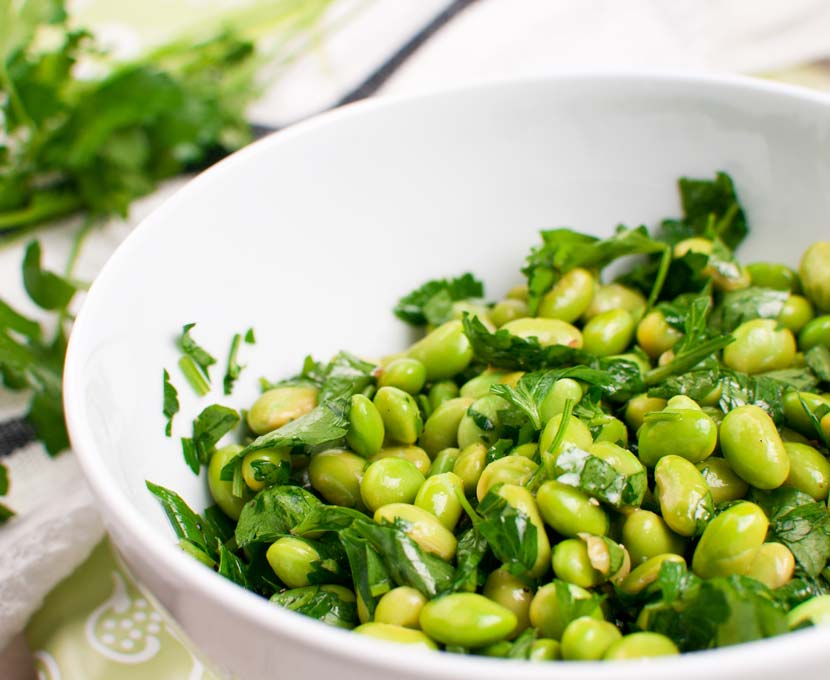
291;505;367;536
0;462;8;495
710;287;788;333
338;527;392;618
162;368;179;436
806;346;830;384
22;241;78;310
269;585;358;629
218;544;250;588
477;489;539;576
553;445;646;508
394;273;484;326
447;526;489;593
180;437;199;475
178;355;210;396
234;485;321;548
244;328;256;344
354;518;455;599
223;333;244;395
0;502;14;524
191;404;239;469
178;323;216;381
0;299;42;341
674;172;748;250
145;481;217;556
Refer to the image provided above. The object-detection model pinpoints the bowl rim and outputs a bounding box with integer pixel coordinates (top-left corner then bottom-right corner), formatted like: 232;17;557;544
64;70;830;678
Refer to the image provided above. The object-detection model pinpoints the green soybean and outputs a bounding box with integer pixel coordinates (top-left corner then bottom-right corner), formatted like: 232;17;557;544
529;581;603;641
787;595;830;628
722;319;796;374
247;385;317;435
561;618;623;661
266;537;338;588
428;380;459;410
354;622;437;649
452;442;488;494
747;262;801;292
692;502;769;579
637;311;682;359
539;378;585;424
428;447;461;476
483;567;533;639
603;632;679;660
490;298;530;327
407;320;473;381
457;394;508;449
501;318;583;348
373;386;423;445
654;455;714;537
624;394;667;430
696;457;749;504
744;542;795;590
347;394;385;458
419;397;473;457
778;295;814;333
374;503;457;561
537;480;609;538
799;241;830;312
783;442;830;501
637;407;717;467
539;412;593;462
581;309;636;357
552;539;606;588
537;268;595;322
582;283;646;321
241;447;290;492
374;587;427;629
208;444;250;520
419;593;517;647
414;472;464;530
798;315;830;351
476;455;538;501
720;405;790;489
308;449;367;509
497;484;552;579
369;446;431;476
377;357;427;395
360;458;425;512
619;554;686;595
621;509;686;565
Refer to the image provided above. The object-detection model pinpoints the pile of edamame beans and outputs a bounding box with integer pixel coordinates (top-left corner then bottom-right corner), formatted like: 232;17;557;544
200;236;830;662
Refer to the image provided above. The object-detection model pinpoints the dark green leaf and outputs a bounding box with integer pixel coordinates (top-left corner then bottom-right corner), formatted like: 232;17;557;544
507;628;537;660
805;346;830;383
0;502;14;524
223;333;244;395
180;437;199;475
145;481;216;555
270;585;358;629
218;545;249;588
27;385;68;455
353;518;454;598
203;504;236;545
234;485;321;548
447;526;489;593
22;241;78;310
394;273;484;326
162;368;179;436
178;323;216;380
291;505;367;536
710;287;788;333
0;299;42;341
339;527;392;617
191;404;239;468
0;462;8;495
675;172;748;250
490;371;560;430
244;328;256;344
477;490;538;576
553;445;646;508
317;352;376;403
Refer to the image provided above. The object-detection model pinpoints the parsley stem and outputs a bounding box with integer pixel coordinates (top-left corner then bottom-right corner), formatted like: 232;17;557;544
646;245;672;310
0;193;84;234
65;215;98;278
645;335;734;386
179;355;211;396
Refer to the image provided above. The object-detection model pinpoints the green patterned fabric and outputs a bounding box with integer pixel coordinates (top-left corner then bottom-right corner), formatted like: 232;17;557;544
26;541;221;680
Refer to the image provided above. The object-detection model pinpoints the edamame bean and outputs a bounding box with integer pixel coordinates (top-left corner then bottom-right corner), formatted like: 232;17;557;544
457;395;508;449
603;632;679;660
621;509;686;565
744;543;795;589
420;398;473;457
360;458;425;511
788;595;830;628
506;283;529;301
537;480;610;538
373;386;423;445
208;445;250;519
497;484;552;578
799;241;830;312
347;394;385;458
783;442;830;501
407;320;473;381
460;371;511;399
692;502;768;579
552;539;605;588
370;445;431;475
720;405;790;489
529;581;603;640
419;593;517;647
374;587;427;629
266;537;342;588
374;503;457;560
354;623;437;649
490;299;530;327
654;455;714;537
798;315;830;351
779;295;814;333
529;639;562;661
414;472;464;530
428;447;460;476
592;416;629;448
695;457;749;504
582;309;636;357
428;380;459;410
561;618;623;661
483;567;533;639
637;407;717;466
242;447;290;492
309;449;367;509
247;385;318;435
624;394;667;430
582;283;646;321
539;378;584;423
476;455;538;501
377;358;427;395
747;262;801;292
619;554;686;595
722;319;796;374
539;412;593;462
453;442;488;494
538;268;595;322
501;318;583;348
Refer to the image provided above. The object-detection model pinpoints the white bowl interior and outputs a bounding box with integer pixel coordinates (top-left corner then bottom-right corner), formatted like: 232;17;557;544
66;74;830;679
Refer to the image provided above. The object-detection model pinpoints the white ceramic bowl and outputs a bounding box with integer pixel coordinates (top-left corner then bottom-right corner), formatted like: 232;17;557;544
65;73;830;679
